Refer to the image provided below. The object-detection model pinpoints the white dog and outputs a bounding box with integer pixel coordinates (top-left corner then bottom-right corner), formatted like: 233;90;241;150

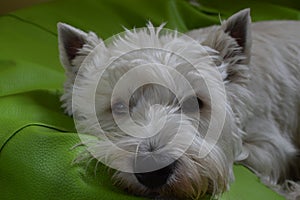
57;9;300;199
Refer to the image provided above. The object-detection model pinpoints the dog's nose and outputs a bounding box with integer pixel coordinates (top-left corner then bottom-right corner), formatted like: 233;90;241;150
134;161;176;189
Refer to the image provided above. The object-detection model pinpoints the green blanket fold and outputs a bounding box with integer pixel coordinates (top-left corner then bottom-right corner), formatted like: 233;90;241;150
1;0;299;199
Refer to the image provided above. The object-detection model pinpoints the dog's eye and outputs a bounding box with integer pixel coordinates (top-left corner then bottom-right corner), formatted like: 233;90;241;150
111;101;128;115
181;96;204;113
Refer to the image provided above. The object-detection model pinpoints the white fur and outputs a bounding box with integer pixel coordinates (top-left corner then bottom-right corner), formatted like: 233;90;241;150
58;9;300;200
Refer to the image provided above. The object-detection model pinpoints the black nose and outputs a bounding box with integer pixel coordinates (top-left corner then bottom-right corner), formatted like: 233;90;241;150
134;161;176;189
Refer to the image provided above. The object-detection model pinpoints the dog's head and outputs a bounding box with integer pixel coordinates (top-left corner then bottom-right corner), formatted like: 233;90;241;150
58;9;251;199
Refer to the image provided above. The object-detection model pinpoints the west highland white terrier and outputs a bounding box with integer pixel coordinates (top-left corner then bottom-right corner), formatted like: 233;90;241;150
57;9;300;199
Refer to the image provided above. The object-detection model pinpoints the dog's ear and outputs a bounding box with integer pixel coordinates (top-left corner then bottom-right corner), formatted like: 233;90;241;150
58;23;87;70
57;23;102;72
222;8;251;58
204;9;252;65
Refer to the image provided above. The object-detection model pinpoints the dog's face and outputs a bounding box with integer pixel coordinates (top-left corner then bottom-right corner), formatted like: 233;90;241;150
58;9;251;199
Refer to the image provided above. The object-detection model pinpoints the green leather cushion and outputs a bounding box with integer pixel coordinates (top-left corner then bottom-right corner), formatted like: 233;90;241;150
1;0;299;199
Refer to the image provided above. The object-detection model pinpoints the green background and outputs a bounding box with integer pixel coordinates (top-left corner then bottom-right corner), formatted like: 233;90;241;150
1;0;299;199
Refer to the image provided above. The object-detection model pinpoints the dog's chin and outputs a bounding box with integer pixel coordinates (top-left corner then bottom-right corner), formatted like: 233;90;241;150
112;149;232;199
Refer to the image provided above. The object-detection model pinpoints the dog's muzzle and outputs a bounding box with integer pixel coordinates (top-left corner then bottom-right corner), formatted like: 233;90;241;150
133;151;177;189
134;161;177;189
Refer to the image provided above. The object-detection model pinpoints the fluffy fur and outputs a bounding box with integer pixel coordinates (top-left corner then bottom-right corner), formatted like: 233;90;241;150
58;9;300;199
